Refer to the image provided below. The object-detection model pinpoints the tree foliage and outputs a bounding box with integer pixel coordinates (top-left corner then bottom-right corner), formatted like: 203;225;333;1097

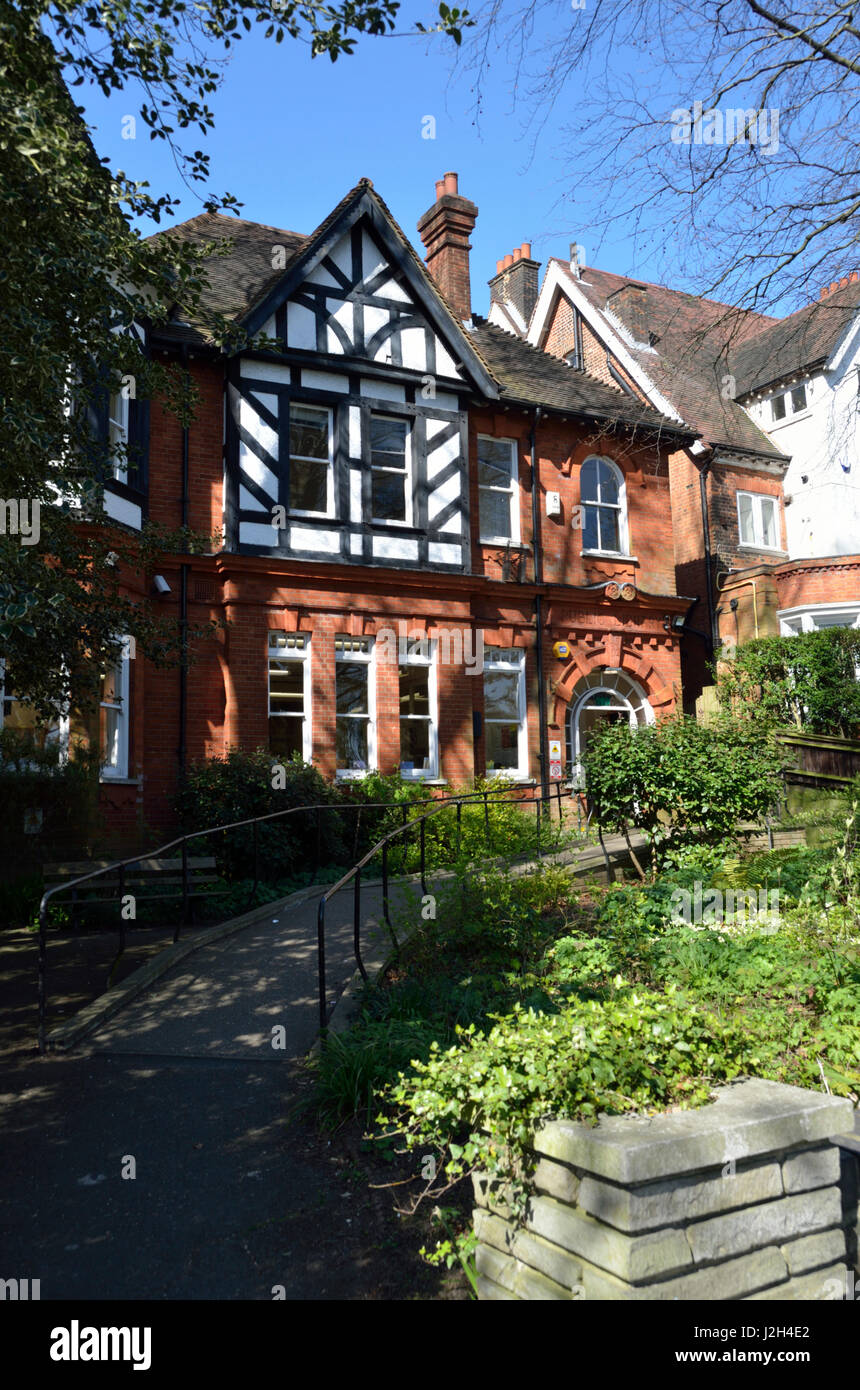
0;0;468;713
716;627;860;737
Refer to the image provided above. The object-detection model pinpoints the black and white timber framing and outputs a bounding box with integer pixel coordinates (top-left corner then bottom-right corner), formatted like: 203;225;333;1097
225;188;498;572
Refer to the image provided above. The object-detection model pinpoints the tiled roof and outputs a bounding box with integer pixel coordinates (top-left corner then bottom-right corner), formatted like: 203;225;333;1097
149;211;308;341
470;318;692;436
729;279;860;396
553;260;786;459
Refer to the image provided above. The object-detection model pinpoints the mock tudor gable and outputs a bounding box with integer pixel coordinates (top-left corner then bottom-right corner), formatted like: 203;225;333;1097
220;181;497;571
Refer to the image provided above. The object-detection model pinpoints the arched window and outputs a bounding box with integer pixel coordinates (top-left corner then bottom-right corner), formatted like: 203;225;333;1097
580;456;628;555
566;668;654;784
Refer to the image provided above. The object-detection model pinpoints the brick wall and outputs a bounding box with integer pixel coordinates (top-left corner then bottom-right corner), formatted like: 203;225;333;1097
543;296;649;402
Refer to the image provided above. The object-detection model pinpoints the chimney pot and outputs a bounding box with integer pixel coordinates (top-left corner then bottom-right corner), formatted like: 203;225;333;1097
488;242;542;325
417;173;478;321
831;281;840;294
852;270;859;283
820;286;829;299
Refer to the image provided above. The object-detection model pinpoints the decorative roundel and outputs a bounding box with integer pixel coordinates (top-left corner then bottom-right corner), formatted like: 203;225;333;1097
604;582;621;600
620;583;636;601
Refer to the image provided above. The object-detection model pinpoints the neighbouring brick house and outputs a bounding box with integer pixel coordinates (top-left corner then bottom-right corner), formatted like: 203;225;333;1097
509;250;860;703
3;173;701;839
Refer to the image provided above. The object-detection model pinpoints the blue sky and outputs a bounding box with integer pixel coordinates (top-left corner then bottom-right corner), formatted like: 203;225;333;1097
73;1;654;318
71;2;812;317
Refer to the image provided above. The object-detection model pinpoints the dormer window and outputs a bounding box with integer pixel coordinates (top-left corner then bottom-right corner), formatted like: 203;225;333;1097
768;383;808;423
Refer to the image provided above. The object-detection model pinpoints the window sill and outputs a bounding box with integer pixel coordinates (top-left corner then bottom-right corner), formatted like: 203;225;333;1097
738;544;787;555
480;537;525;548
581;550;639;563
99;775;141;787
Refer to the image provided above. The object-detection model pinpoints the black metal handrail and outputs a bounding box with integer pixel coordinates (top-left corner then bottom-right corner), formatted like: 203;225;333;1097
316;782;575;1032
36;782;577;1051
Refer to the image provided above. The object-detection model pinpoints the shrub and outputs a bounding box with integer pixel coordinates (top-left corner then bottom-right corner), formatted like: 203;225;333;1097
716;627;860;737
0;728;101;885
174;747;343;882
385;990;753;1217
582;713;786;873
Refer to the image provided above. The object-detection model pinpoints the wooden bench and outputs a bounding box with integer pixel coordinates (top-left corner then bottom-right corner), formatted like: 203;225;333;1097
43;856;221;929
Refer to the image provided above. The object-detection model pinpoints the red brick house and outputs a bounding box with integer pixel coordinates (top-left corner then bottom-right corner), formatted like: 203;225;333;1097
64;173;699;838
514;250;860;704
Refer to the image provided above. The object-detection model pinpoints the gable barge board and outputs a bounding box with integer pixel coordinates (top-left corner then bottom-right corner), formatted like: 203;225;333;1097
239;189;498;399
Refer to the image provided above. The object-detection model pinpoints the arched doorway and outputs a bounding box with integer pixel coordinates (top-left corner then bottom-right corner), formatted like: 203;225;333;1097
567;668;654;784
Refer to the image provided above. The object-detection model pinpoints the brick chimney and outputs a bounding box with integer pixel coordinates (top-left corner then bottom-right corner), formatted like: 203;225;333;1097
488;242;542;329
606;282;649;345
417;172;478;322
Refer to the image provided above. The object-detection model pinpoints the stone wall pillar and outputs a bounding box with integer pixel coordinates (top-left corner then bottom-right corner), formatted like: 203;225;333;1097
474;1080;857;1300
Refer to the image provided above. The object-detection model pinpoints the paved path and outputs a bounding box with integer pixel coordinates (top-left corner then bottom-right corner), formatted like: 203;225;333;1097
87;877;424;1060
0;875;432;1299
0;833;674;1300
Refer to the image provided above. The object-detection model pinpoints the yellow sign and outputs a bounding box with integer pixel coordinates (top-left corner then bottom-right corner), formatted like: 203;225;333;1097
552;640;570;659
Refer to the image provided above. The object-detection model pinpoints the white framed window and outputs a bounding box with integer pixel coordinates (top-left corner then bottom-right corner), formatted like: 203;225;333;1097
0;661;72;767
767;382;809;423
99;637;131;780
335;636;375;777
477;436;519;543
779;604;860;635
580;456;629;555
483;647;528;779
289;404;334;518
737;491;780;550
108;389;130;482
370;415;411;525
399;638;438;779
268;633;311;762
